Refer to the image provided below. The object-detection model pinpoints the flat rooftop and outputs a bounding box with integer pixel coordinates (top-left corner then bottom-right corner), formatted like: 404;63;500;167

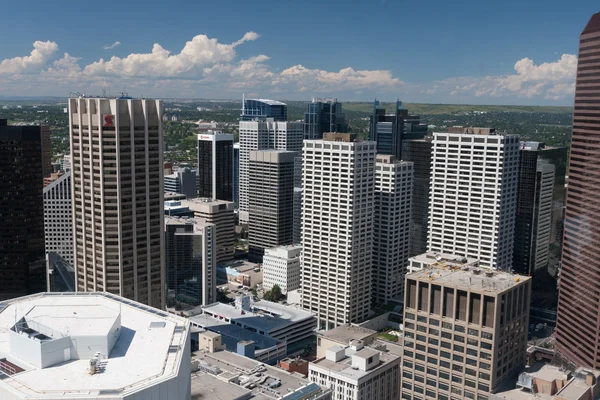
0;292;189;398
408;266;530;293
409;252;479;267
311;347;399;381
190;373;251;400
319;324;376;345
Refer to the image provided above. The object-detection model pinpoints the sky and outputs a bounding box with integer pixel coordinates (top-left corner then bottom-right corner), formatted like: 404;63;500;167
0;0;598;105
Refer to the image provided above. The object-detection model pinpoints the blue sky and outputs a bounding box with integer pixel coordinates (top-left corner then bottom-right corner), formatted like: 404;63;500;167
0;0;598;105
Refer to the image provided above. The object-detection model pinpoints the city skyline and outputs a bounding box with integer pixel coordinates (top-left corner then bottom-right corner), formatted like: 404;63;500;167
0;1;598;105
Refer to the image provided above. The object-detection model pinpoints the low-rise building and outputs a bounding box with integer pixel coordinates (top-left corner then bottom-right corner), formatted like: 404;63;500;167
0;292;191;400
316;324;378;359
262;245;301;294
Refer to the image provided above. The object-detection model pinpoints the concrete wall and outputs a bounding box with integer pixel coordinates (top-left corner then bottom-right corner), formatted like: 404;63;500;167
353;313;391;331
9;330;43;368
40;336;72;368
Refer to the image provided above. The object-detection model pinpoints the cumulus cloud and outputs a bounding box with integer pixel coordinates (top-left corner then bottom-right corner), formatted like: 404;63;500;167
0;41;59;74
103;41;121;50
436;54;577;100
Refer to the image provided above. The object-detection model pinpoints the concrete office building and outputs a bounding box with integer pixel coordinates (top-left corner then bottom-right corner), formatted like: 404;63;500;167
180;198;235;264
248;150;296;262
428;128;520;270
370;99;427;159
164;167;196;199
373;155;413;305
401;137;434;256
238;106;303;224
165;217;216;307
43;170;73;266
401;266;531;399
69;97;165;309
304;97;347;140
262;245;302;294
301;133;376;329
197;131;234;201
0;119;46;300
514;143;556;277
0;292;191;400
556;12;600;369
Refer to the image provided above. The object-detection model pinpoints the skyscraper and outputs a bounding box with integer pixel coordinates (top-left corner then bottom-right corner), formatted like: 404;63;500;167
428;128;520;270
555;12;600;369
165;217;215;307
241;98;287;121
164;167;196;199
401;136;433;257
197;131;234;201
248;150;296;262
0;119;46;300
301;133;376;329
293;155;303;244
233;143;240;206
303;98;347;140
238;116;303;224
69;97;165;309
372;155;413;305
43;170;73;266
40;125;52;179
369;99;427;159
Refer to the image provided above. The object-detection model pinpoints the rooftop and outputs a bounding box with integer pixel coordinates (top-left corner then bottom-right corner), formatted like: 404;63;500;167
408;252;480;272
319;324;377;345
409;266;531;293
311;346;399;381
0;292;189;398
246;98;287;106
180;197;234;211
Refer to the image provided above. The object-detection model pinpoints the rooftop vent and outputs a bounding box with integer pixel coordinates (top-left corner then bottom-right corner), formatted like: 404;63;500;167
149;321;166;329
472;269;482;275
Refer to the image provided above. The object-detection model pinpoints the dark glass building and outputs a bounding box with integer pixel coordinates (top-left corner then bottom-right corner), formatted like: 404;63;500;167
197;131;234;201
555;12;600;369
401;137;433;257
303;98;347;139
0;119;46;300
241;98;287;121
370;99;428;159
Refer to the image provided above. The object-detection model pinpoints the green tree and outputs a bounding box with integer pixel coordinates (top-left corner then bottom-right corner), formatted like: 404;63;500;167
271;285;282;301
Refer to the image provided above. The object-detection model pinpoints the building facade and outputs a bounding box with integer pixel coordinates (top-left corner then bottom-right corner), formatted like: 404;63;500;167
401;137;433;257
69;97;165;309
0;119;46;300
41;125;52;179
556;12;600;369
238;119;303;223
165;217;215;307
241;98;287;121
428;129;520;270
401;266;531;399
301;133;376;329
373;155;413;305
43;170;73;266
304;98;347;140
197;131;234;201
248;150;296;262
164;167;196;199
262;245;302;294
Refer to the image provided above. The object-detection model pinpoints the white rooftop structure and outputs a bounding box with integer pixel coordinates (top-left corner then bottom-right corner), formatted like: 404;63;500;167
0;292;191;400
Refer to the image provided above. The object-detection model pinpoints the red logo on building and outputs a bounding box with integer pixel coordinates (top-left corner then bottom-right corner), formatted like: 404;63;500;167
104;114;114;127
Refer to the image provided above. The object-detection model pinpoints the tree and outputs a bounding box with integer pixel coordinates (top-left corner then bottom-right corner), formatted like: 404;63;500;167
271;285;282;301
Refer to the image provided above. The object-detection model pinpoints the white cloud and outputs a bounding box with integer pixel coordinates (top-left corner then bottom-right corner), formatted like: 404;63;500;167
0;41;58;74
103;41;121;50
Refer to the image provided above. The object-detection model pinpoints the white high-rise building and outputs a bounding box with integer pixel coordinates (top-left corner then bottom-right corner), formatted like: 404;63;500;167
43;171;73;266
428;127;520;270
373;155;413;305
69;97;165;309
301;133;376;330
238;120;303;223
262;245;302;294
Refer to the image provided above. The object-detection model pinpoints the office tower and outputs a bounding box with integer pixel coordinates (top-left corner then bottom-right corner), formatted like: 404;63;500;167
301;133;376;329
304;97;347;140
165;217;215;307
179;198;235;264
233;143;240;206
241;98;287;121
428;128;520;270
513;142;558;277
293;155;303;244
372;155;413;305
0;119;45;300
369;99;427;159
262;244;302;294
197;131;234;201
164;167;196;199
248;150;296;262
61;154;71;171
401;266;531;399
238;118;303;224
40;125;52;178
556;12;600;369
69;97;165;309
43;170;73;266
401;136;433;256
